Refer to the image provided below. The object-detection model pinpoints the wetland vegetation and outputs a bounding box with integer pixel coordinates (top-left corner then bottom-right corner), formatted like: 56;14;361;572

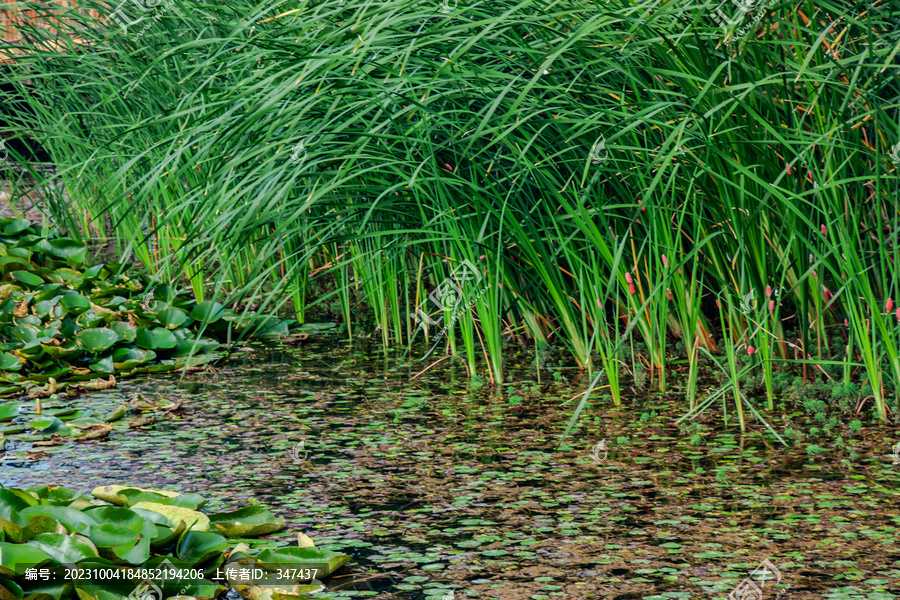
1;0;900;597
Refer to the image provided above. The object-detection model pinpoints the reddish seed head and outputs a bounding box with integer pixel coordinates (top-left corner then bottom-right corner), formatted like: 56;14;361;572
715;299;721;309
641;206;646;211
768;300;775;313
809;253;814;263
887;298;894;313
628;283;636;295
444;163;453;170
747;346;756;356
820;224;827;235
896;307;900;322
666;288;672;300
678;268;682;275
625;273;633;284
765;285;772;298
844;319;849;327
662;255;668;268
786;163;792;175
638;200;642;205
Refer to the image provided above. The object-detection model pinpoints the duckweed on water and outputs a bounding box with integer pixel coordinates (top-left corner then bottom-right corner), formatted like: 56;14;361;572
2;341;899;598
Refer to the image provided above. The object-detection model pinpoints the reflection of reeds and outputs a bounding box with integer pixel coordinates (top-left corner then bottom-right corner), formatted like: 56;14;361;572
4;0;900;424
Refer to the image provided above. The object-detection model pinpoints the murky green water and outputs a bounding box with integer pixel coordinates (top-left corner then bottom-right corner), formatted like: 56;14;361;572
3;341;899;599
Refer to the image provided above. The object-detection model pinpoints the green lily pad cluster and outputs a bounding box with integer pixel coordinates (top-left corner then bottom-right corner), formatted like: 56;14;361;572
0;485;351;600
0;218;288;397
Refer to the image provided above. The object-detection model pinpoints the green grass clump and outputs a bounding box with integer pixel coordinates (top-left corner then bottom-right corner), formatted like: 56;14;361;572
2;0;900;423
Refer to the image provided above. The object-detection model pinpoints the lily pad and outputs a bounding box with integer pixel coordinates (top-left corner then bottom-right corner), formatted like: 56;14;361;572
0;402;19;422
76;328;119;353
255;547;351;578
135;328;178;350
208;508;284;538
91;486;179;507
129;502;209;532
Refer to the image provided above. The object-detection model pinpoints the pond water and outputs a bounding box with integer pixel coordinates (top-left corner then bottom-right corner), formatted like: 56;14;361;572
2;340;899;600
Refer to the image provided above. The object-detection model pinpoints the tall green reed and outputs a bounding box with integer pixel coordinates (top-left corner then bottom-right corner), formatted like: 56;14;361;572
3;0;899;424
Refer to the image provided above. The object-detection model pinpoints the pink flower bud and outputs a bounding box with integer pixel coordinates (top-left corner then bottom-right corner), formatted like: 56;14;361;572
820;224;827;235
844;319;849;327
677;268;682;275
747;346;756;356
765;285;772;298
715;299;721;309
662;255;668;268
666;288;672;300
625;273;633;284
809;253;814;264
786;163;791;175
628;284;636;295
768;300;775;313
887;298;894;313
896;307;900;322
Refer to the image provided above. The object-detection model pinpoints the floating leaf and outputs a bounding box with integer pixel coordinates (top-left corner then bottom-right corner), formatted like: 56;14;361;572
28;417;67;435
0;352;22;373
118;490;204;510
255;547;351;578
102;405;128;423
46;239;87;265
40;342;82;360
190;302;225;324
20;506;95;533
89;356;115;375
177;531;228;567
76;328;119;353
111;348;155;371
91;486;179;507
0;541;54;576
0;403;19;422
208;508;284;538
135;328;177;350
157;307;189;330
9;272;43;288
26;533;99;564
59;294;91;315
2;220;32;235
108;322;136;343
129;503;209;531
